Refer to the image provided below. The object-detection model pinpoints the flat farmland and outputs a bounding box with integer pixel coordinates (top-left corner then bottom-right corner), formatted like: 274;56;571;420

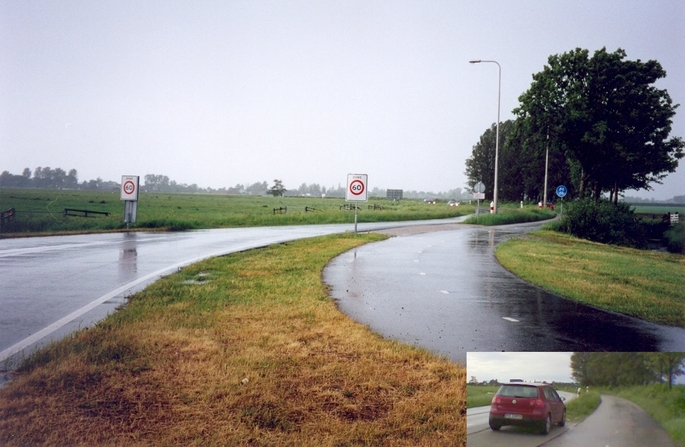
0;188;473;235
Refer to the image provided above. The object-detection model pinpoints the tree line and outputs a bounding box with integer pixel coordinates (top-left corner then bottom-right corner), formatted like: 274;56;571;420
466;47;684;203
2;169;469;200
571;352;685;389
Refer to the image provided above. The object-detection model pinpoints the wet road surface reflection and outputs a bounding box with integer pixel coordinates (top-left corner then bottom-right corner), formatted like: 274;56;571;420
324;223;685;363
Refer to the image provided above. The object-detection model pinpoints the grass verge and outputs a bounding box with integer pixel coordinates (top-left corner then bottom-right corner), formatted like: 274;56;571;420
462;206;556;226
466;385;498;408
565;390;601;423
495;230;685;327
0;233;465;446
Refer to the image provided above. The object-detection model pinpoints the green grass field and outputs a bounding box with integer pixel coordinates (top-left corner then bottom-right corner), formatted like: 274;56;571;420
0;188;473;235
631;204;685;216
466;385;498;408
496;230;685;327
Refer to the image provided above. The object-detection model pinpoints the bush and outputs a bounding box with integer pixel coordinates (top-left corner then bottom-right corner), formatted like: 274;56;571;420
663;223;684;254
558;199;647;248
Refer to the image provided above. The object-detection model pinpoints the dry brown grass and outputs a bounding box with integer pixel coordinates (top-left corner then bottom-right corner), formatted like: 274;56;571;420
0;233;465;446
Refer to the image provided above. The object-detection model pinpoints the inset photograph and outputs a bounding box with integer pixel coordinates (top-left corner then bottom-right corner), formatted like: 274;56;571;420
467;352;684;447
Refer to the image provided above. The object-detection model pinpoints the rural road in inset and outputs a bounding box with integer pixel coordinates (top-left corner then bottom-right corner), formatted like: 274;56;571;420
324;221;685;363
540;395;680;447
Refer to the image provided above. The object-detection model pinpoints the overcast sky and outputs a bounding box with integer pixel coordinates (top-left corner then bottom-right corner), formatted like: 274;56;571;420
467;352;574;383
2;0;683;198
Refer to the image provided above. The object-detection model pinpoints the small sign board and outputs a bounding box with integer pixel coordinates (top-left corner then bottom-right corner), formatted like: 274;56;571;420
387;189;403;201
475;182;485;193
346;174;368;202
473;193;485;200
120;175;140;201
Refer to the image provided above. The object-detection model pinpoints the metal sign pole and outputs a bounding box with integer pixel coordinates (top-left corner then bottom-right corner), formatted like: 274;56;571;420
354;205;358;234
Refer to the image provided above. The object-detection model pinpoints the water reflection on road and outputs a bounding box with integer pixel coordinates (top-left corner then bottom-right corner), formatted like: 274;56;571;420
324;222;685;363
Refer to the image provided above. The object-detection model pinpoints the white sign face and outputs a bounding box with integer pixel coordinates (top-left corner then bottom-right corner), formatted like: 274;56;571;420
473;193;485;200
346;174;368;202
120;175;140;201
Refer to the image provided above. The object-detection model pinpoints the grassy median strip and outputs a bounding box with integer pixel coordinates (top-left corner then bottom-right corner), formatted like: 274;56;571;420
462;206;556;226
495;230;685;327
565;390;601;422
0;233;465;446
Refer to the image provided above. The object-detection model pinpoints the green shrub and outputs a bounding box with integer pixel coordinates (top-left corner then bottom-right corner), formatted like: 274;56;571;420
559;199;647;248
663;223;684;254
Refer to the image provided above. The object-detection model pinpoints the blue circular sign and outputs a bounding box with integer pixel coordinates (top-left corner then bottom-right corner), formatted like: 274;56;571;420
556;185;568;198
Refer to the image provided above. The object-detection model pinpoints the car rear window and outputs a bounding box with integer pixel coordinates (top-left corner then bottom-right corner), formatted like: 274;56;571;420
497;385;539;398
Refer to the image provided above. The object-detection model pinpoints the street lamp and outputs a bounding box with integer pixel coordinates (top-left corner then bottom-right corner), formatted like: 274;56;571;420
470;59;501;214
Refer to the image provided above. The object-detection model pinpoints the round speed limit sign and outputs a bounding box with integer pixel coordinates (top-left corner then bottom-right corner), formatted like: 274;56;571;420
123;181;135;195
349;180;365;196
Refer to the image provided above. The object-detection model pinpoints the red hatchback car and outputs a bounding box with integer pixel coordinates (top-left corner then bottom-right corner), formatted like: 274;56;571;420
489;382;566;434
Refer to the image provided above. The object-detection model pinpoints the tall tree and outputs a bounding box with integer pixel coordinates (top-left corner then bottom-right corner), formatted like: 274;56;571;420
514;48;684;201
571;352;684;387
464;120;515;200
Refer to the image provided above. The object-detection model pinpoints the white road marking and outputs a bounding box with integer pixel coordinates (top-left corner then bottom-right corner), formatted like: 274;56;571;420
440;290;449;294
502;317;519;322
0;238;290;363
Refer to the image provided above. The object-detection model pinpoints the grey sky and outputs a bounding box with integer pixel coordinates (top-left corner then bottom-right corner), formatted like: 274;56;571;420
467;352;574;383
2;1;684;198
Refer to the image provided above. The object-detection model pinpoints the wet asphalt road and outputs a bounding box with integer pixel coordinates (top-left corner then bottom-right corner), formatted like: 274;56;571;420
467;391;577;447
324;221;685;363
540;395;679;447
0;218;465;372
3;218;684;378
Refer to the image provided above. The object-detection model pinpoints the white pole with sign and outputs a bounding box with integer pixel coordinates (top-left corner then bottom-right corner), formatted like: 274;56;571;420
473;182;485;222
556;185;567;215
346;174;368;233
121;175;140;227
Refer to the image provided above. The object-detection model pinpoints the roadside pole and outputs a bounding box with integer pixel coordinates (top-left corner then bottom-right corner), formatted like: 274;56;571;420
473;182;485;224
346;174;368;234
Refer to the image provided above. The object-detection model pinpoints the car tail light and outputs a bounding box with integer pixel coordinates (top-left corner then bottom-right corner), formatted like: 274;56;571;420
532;398;545;408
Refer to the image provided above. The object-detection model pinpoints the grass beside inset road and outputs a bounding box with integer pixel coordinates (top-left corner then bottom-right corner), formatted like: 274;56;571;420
466;385;498;408
495;230;685;327
565;390;601;422
0;233;465;446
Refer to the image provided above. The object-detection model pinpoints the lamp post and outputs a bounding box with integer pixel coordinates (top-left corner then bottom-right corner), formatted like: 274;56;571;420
470;59;500;213
543;131;549;208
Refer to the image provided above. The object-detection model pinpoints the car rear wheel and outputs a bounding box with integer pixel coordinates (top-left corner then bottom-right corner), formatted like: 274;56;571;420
541;414;552;434
559;410;566;427
489;420;501;431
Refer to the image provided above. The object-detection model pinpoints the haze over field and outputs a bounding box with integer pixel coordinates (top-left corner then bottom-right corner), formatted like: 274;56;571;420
2;0;683;199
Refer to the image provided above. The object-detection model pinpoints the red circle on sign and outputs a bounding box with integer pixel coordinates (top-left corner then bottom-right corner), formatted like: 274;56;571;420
123;181;136;195
349;179;365;195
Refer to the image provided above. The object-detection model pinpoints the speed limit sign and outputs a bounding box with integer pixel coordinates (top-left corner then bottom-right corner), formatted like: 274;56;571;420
120;175;140;201
346;174;368;202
